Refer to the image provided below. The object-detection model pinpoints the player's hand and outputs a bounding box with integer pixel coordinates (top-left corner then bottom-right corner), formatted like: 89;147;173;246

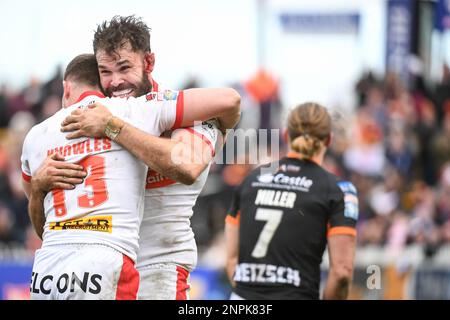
61;102;112;139
31;152;87;195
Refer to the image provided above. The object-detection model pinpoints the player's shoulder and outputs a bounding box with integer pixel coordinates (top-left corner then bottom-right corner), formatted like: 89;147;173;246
98;96;121;106
109;91;165;106
283;156;357;195
24;101;85;144
334;178;357;195
22;123;40;147
324;170;358;200
243;160;279;185
22;119;52;155
100;96;138;118
308;162;351;190
24;109;62;141
143;89;180;103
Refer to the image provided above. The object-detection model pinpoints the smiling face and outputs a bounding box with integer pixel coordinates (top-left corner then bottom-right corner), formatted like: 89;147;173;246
96;42;154;98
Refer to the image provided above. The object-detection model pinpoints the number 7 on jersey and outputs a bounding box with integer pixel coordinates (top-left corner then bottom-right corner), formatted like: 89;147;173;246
251;208;284;258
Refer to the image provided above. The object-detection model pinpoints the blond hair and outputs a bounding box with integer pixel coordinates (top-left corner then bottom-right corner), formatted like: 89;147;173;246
287;102;331;159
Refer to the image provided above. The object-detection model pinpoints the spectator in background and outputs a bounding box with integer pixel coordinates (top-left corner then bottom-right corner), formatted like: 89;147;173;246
244;69;282;132
0;203;16;243
385;122;413;176
413;93;438;185
363;85;388;132
436;164;450;233
431;105;450;172
434;64;450;126
355;70;378;107
0;84;10;128
343;109;385;177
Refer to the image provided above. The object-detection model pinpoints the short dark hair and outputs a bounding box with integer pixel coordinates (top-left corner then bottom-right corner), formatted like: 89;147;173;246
64;54;100;88
93;15;151;55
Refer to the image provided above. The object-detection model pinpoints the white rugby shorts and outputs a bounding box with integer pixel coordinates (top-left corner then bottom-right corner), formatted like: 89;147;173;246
30;244;139;300
137;263;190;300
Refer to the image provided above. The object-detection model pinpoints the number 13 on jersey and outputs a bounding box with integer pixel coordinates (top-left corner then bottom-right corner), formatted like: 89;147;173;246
52;155;109;217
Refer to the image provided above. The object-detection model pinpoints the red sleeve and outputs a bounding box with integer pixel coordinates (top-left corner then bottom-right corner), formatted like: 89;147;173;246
171;90;184;130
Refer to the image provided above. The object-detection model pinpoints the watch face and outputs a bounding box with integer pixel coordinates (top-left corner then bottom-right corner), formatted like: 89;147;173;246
105;127;119;140
105;117;124;140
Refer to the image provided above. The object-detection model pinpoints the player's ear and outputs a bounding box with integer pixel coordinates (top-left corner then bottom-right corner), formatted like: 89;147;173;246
144;52;155;73
63;80;71;101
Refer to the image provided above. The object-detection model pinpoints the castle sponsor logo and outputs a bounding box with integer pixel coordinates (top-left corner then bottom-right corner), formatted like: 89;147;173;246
253;173;313;191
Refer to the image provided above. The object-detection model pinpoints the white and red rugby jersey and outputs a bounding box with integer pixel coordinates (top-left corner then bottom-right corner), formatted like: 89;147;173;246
137;118;220;271
21;90;184;262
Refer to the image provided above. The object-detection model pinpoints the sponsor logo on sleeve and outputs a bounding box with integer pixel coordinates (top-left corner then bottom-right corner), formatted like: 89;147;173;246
155;90;178;101
337;181;359;220
145;92;157;101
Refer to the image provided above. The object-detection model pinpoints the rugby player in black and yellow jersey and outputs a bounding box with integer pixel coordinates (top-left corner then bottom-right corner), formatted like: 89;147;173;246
225;102;358;300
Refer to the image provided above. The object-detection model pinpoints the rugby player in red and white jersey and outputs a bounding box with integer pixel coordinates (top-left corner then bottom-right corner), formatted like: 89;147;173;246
135;118;220;300
22;54;240;299
56;16;240;299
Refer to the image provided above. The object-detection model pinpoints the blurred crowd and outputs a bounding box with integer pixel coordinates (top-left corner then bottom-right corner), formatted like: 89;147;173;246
345;65;450;256
0;67;63;251
1;65;450;262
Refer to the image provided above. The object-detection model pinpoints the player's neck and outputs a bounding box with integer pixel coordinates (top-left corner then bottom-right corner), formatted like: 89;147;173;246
287;149;325;166
64;86;102;107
